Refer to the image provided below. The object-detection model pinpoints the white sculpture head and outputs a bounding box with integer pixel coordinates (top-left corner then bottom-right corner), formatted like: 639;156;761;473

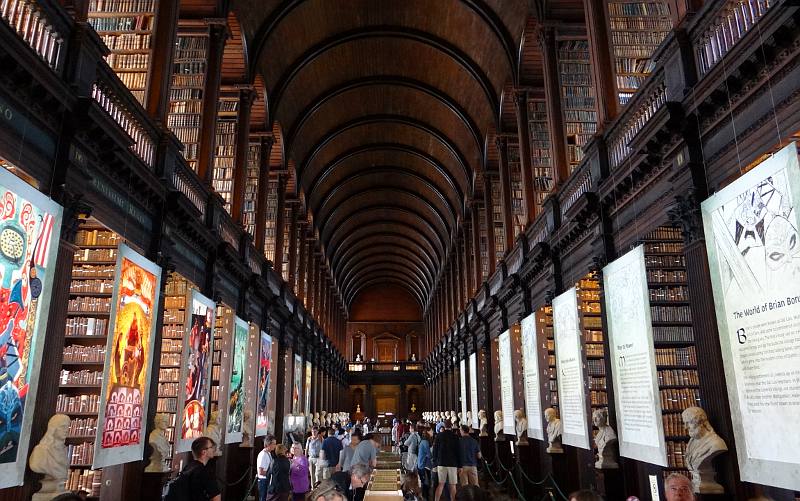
494;410;503;420
155;413;169;431
592;408;609;428
682;407;711;440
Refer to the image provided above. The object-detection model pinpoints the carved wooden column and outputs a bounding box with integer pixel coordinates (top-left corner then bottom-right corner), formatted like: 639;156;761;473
273;174;288;272
470;203;483;287
287;202;299;286
296;222;307;300
197;21;227;184
582;0;619;127
254;135;275;253
231;87;256;224
463;223;474;297
146;0;179;122
538;26;570;186
513;89;537;223
495;137;515;250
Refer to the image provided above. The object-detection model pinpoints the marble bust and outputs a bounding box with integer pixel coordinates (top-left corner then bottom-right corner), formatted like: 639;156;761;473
457;411;464;426
466;411;473;428
683;406;727;494
478;409;489;437
145;413;172;472
29;414;70;500
204;410;223;456
544;408;563;453
592;408;618;469
514;409;528;446
450;410;458;426
493;410;505;441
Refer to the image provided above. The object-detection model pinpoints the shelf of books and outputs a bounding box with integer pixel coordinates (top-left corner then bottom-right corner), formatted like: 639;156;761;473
506;143;526;239
59;220;122;497
212;90;240;212
557;39;598;173
527;98;553;210
607;0;672;105
88;0;157;105
263;178;279;262
243;141;261;238
577;272;607;413
539;305;557;408
643;225;701;479
477;201;489;282
280;206;292;281
168;29;209;173
212;304;234;413
155;274;198;470
489;174;506;260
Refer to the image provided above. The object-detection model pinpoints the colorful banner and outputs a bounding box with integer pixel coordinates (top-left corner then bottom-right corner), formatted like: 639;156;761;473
292;354;302;414
521;312;544;441
225;316;248;444
0;169;62;488
702;142;800;490
304;360;312;416
469;353;479;429
255;330;272;437
175;290;216;453
498;330;515;434
94;244;162;468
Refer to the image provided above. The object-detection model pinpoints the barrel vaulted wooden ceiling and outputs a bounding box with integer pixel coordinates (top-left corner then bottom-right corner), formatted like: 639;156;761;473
230;0;532;312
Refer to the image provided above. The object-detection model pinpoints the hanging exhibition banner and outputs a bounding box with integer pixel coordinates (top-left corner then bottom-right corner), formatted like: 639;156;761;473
255;330;273;437
469;353;479;429
498;330;515;434
604;246;667;466
459;358;467;423
94;244;162;468
242;322;259;446
304;360;312;416
553;288;590;450
175;290;216;453
702;142;800;491
224;316;249;444
0;169;62;488
521;312;544;441
292;353;303;414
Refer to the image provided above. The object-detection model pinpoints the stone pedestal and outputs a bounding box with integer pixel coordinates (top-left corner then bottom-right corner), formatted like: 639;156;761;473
595;467;624;501
141;472;170;500
550;451;571;495
480;436;496;464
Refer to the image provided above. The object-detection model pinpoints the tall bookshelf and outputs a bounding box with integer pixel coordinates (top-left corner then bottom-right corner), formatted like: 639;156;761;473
489;175;506;260
263;179;279;262
643;226;701;479
506;144;526;239
281;206;292;281
607;0;672;105
557;40;598;173
212;91;239;212
212;305;234;415
477;201;489;282
58;221;121;497
577;272;607;416
540;305;557;408
243;141;261;238
168;31;209;173
88;0;157;105
527;98;553;209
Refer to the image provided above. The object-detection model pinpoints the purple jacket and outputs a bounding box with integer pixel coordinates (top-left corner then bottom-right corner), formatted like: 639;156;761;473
290;455;310;493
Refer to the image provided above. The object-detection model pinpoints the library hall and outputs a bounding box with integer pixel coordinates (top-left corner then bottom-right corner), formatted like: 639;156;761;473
0;0;800;500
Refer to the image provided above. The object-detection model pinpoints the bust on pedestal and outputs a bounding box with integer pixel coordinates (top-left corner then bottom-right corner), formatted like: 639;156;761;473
478;410;488;437
29;414;70;501
514;409;528;446
683;406;727;494
204;409;223;456
493;410;505;441
145;413;172;472
544;408;563;453
592;408;618;469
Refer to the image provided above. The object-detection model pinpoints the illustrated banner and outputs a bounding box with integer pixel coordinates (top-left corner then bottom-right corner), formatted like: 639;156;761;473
498;330;515;434
175;290;216;453
0;169;62;488
702;142;800;491
304;360;312;416
604;246;667;466
553;288;590;450
94;244;162;468
255;330;273;437
469;353;479;429
521;312;544;441
459;358;467;423
225;316;248;444
292;354;302;415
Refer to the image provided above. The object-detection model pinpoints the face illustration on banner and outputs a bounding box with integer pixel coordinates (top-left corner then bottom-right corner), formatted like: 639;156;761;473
227;321;248;435
181;297;214;440
0;177;61;484
256;331;272;434
292;355;302;415
102;258;156;449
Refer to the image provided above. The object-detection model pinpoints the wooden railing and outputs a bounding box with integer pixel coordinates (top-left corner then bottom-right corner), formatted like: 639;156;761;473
217;211;240;252
170;158;207;217
347;361;423;372
1;0;65;71
559;167;593;219
608;76;668;170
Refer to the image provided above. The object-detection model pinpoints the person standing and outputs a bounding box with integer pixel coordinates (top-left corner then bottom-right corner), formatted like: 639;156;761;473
404;423;421;472
306;427;323;487
339;428;362;472
321;426;344;479
432;421;460;501
351;433;379;469
258;435;278;501
457;425;481;486
290;443;311;501
267;444;292;501
182;437;221;501
417;427;432;501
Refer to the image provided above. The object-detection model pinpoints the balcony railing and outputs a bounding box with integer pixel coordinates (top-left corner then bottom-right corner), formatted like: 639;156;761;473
91;80;155;168
608;77;668;170
1;0;64;71
348;361;423;372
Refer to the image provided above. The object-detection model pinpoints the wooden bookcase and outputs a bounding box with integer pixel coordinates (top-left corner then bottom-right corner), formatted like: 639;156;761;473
212;90;240;212
489;175;506;260
243;141;261;238
263;178;278;262
280;205;292;281
607;0;672;105
528;98;553;209
540;305;557;408
167;30;209;173
212;305;234;413
577;273;607;414
88;0;157;105
58;220;121;497
477;201;489;282
506;143;526;239
556;39;598;173
643;226;701;479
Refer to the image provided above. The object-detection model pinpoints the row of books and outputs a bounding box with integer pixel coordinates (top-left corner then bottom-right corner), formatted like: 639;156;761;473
660;388;701;410
107;52;150;70
60;370;103;386
218;99;239;113
68;297;111;313
89;0;156;12
651;305;692;322
159;382;179;397
100;33;151;51
65;317;109;337
63;345;106;363
655;346;697;366
157;397;178;413
70;279;113;294
163;324;187;338
587;359;606;375
667;441;688;468
663;413;689;436
608;2;670;16
168;114;201;128
164;297;186;311
117;72;147;91
615;58;657;74
645;254;686;268
75;229;121;246
647;269;687;282
590;391;608;405
68;442;95;466
617;75;648;91
66;468;102;496
612;30;671;46
590;376;607;389
169;88;204;102
586;344;604;356
72;265;115;279
614;46;658;58
159;368;180;381
174;35;208;58
57;394;101;414
160;352;181;367
652;325;694;343
564;110;598;123
658;369;699;387
609;16;672;30
74;248;117;262
171;72;206;89
89;15;153;33
171;127;200;145
649;285;689;301
68;417;98;438
562;97;596;110
162;339;182;353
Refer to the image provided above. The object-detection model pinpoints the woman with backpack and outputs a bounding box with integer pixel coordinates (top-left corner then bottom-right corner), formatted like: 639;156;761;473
267;444;292;501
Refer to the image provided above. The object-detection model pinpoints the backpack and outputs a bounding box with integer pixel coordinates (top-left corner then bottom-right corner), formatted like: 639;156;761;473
162;463;202;501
